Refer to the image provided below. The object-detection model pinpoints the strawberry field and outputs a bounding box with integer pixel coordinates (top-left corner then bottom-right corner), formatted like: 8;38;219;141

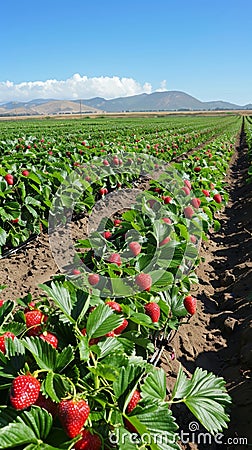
0;114;250;449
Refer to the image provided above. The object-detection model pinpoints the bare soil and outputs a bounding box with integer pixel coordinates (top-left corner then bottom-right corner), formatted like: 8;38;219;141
0;130;251;448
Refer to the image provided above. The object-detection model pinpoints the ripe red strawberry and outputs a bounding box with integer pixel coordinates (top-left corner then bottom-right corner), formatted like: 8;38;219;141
129;242;141;256
184;206;194;219
88;273;100;286
184;295;197;315
22;170;30;176
107;253;122;266
191;198;201;209
106;301;122;312
135;273;152;291
213;193;222;203
194;166;201;172
114;318;128;335
99;187;108;195
144;302;160;323
184;179;192;190
163;196;172;204
103;159;109;166
10;374;41;410
4;174;14;185
58;399;90;438
114;219;121;226
113;156;119;165
162;217;172;224
103;230;112;239
127;390;141;414
181;186;190;196
75;429;102;450
39;331;58;349
0;332;15;354
25;310;48;336
11;218;19;223
0;300;4;307
202;189;210;197
72;268;81;275
159;236;171;246
35;392;58;417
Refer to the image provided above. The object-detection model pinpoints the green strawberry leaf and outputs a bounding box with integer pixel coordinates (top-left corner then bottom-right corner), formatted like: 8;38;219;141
141;367;167;401
23;337;57;371
17;407;53;441
124;403;180;450
39;282;75;324
171;366;232;434
0;422;37;448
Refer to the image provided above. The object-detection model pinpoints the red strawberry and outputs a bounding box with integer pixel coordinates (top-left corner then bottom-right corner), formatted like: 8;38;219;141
35;392;58;417
0;300;4;307
10;375;41;410
144;302;160;323
113;157;119;165
103;230;112;239
129;242;141;256
184;295;197;315
75;429;102;450
25;310;48;336
88;273;100;286
22;170;30;176
159;236;171;246
103;159;109;166
163;196;172;204
4;174;14;185
107;253;122;266
127;390;141;414
39;332;58;349
106;301;122;312
0;332;15;354
58;399;90;438
162;217;172;224
114;219;121;227
184;179;192;190
194;166;201;172
213;193;222;203
184;206;194;219
72;268;81;275
190;235;197;244
191;198;201;209
114;318;128;335
181;186;191;196
99;187;108;195
202;189;210;197
135;273;152;291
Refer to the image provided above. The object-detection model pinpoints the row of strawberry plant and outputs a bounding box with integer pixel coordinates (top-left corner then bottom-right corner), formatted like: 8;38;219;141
0;116;241;253
0;130;237;449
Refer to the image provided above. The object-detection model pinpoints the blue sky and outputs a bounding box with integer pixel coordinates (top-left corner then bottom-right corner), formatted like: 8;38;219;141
0;0;251;104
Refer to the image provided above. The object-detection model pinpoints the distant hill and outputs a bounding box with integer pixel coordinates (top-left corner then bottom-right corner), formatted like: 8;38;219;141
79;91;250;112
0;91;251;116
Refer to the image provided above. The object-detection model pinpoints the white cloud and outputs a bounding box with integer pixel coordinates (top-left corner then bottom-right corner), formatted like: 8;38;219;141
0;74;154;102
155;80;167;92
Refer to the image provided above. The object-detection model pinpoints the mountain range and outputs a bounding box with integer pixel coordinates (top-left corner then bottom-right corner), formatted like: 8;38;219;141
0;91;251;116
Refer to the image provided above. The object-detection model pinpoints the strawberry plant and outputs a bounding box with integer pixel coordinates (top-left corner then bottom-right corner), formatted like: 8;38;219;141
0;282;231;449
